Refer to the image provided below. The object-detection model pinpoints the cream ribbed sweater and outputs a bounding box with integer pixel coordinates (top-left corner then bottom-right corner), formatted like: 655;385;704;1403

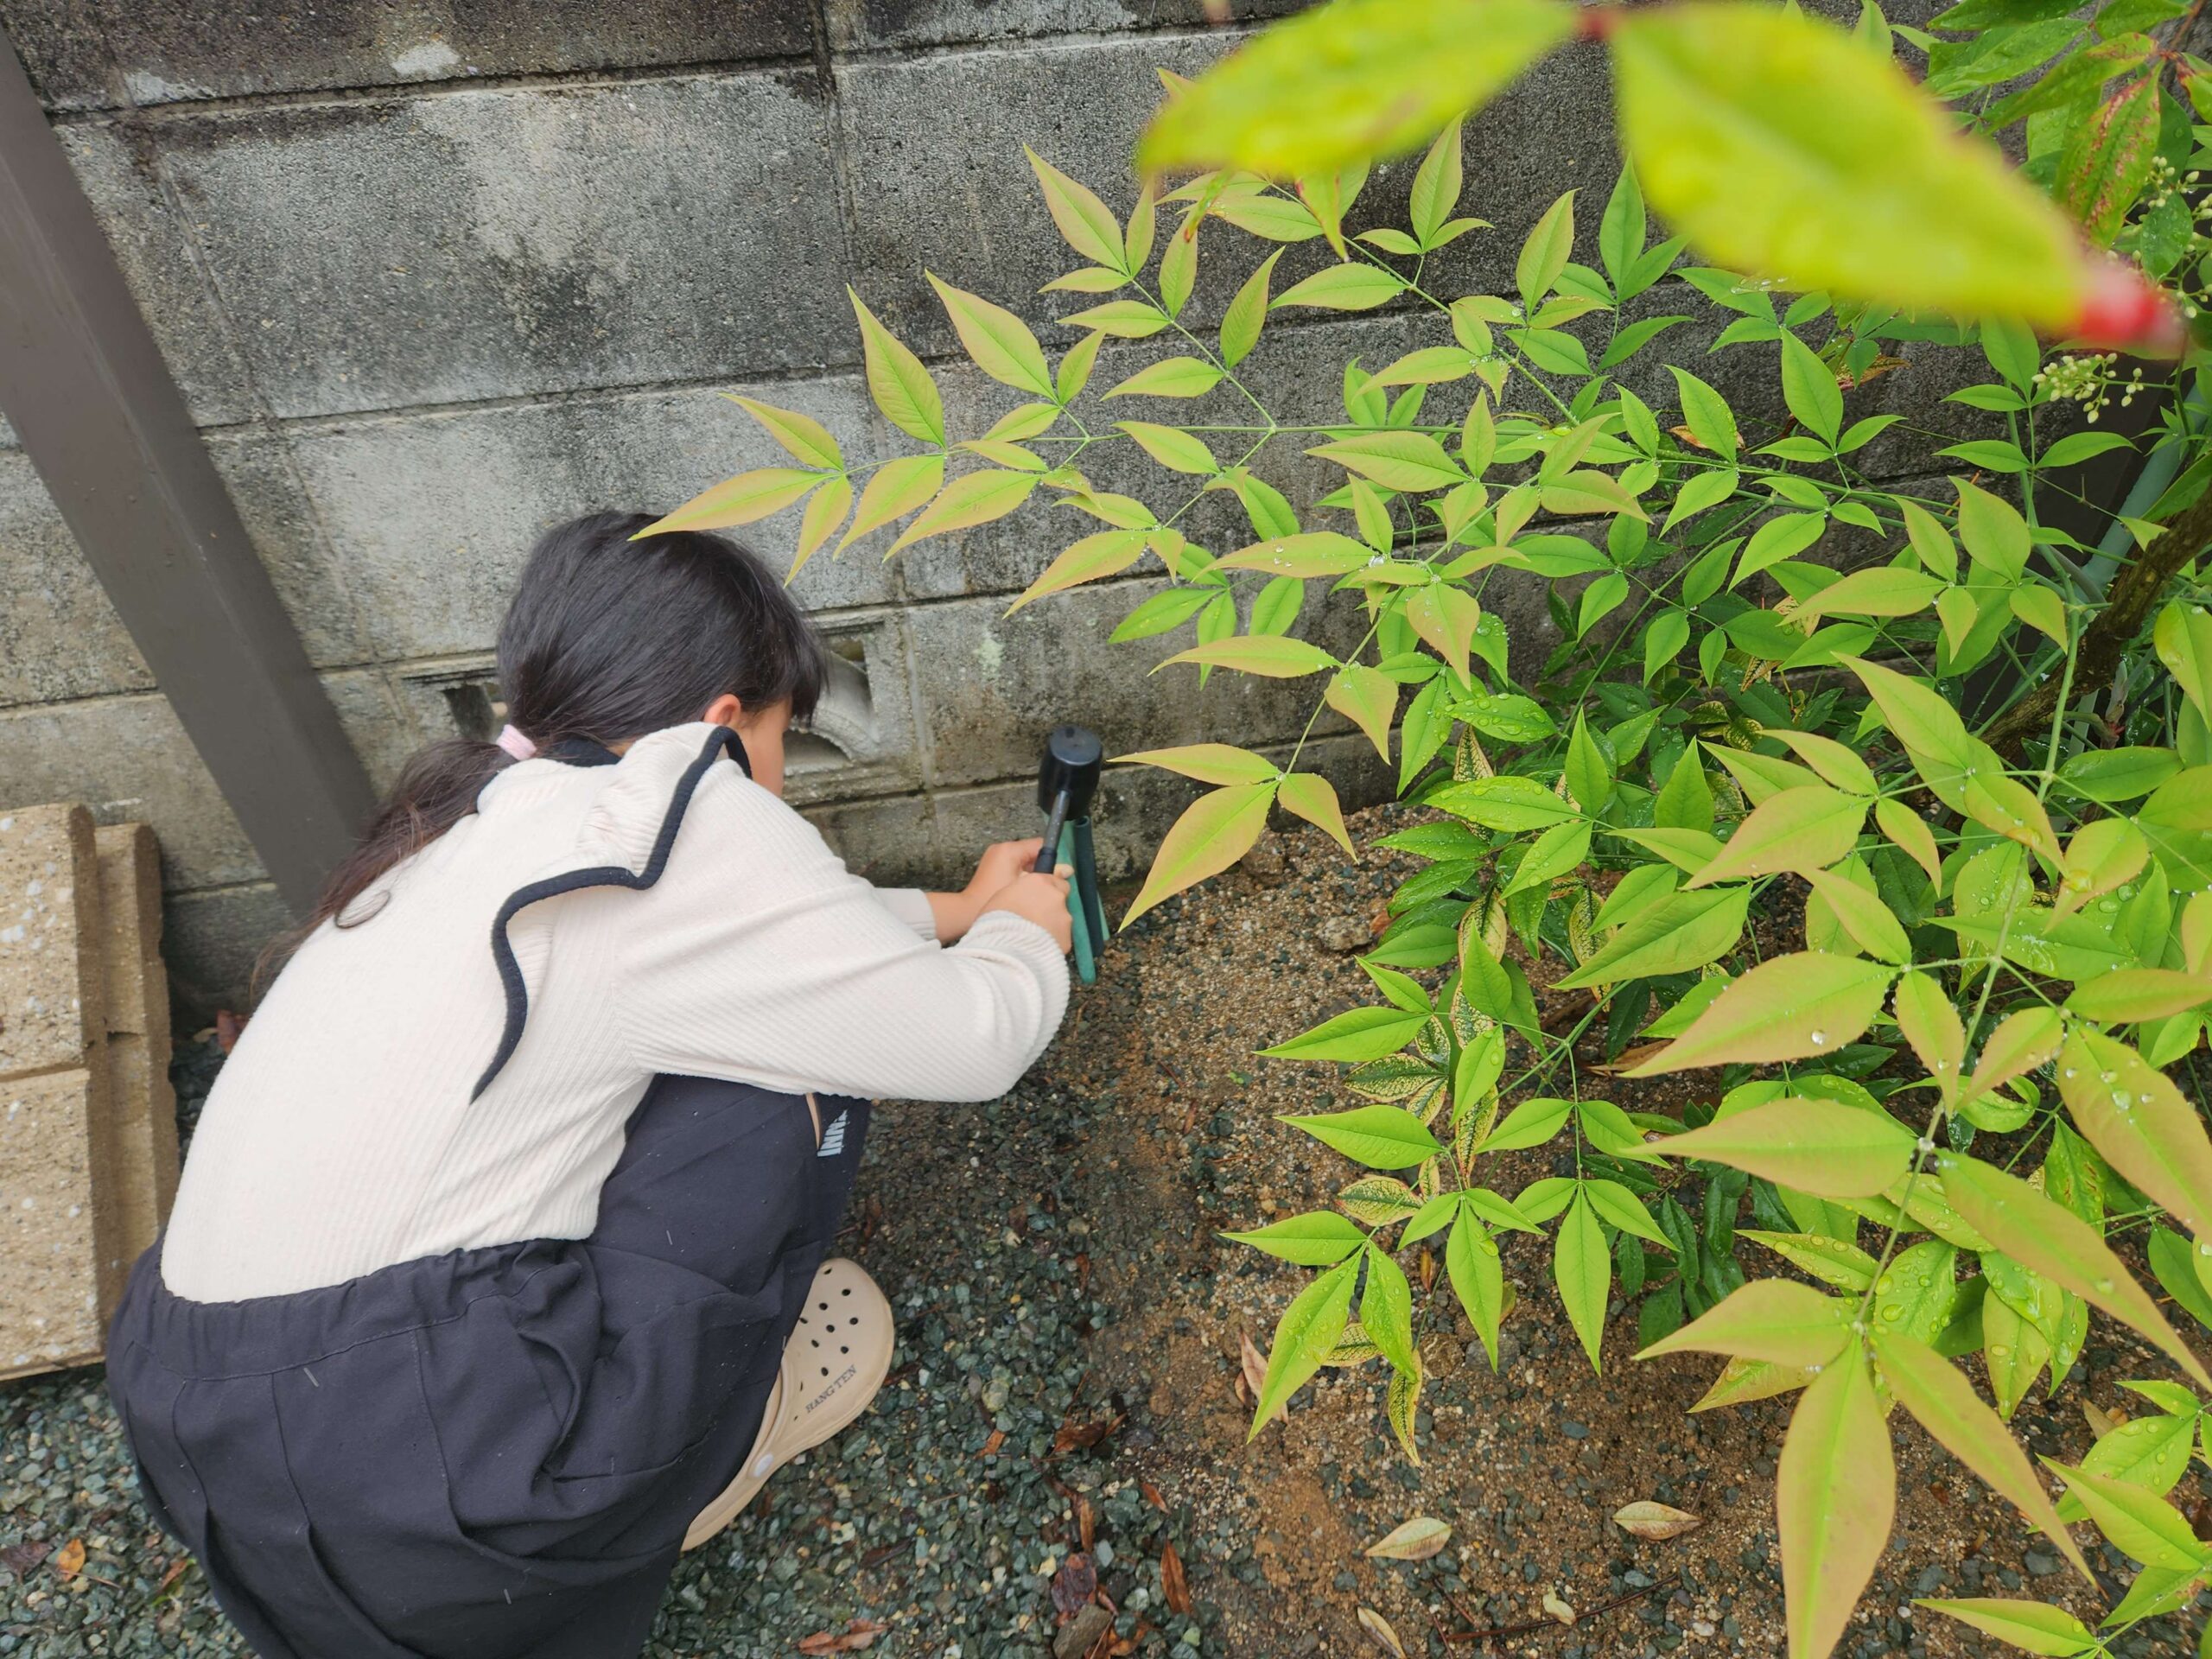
160;723;1070;1302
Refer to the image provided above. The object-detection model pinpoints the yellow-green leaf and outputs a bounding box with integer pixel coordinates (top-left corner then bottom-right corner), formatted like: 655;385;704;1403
887;469;1040;552
839;454;945;551
1404;584;1483;681
1220;249;1282;369
1007;531;1152;613
641;467;823;535
1961;1007;2065;1105
1104;356;1226;399
1875;798;1943;888
2157;603;2212;728
1892;969;1965;1093
1271;263;1408;312
1688;786;1868;889
2066;968;2212;1023
1610;1;2095;330
1216;531;1373;577
1936;1153;2212;1388
1656;1096;1916;1198
1915;1599;2097;1657
1777;1350;1894;1659
1158;636;1338;678
1125;781;1279;926
1637;1278;1853;1368
1280;772;1353;855
1308;431;1466;492
1803;868;1911;963
786;474;853;582
1873;1333;2092;1583
849;289;945;445
1135;0;1578;178
1117;742;1280;786
929;274;1055;398
1768;729;1878;797
1117;421;1218;475
1795;565;1943;625
2056;1028;2212;1243
1326;665;1398;762
726;395;842;471
1027;147;1125;270
1624;951;1895;1075
2043;1459;2206;1572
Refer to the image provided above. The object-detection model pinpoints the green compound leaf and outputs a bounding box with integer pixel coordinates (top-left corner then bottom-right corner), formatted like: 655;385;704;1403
1221;1210;1368;1266
1611;1;2094;330
1249;1256;1359;1434
1281;1103;1446;1170
1137;0;1579;178
1554;1192;1612;1371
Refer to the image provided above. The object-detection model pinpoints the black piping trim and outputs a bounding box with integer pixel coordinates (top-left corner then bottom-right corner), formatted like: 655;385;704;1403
471;725;752;1100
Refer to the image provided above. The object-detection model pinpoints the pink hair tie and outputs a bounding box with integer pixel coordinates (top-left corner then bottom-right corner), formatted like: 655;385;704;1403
495;724;537;760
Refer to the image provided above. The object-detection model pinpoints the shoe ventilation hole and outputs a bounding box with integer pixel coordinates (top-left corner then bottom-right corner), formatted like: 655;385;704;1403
820;1365;830;1377
840;1344;849;1355
818;1300;829;1311
841;1287;851;1296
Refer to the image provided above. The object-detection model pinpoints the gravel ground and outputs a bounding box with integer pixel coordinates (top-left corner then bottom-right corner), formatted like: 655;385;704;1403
3;806;2208;1656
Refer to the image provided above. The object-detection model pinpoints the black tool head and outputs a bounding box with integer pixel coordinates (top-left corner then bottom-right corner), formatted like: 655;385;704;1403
1037;724;1104;817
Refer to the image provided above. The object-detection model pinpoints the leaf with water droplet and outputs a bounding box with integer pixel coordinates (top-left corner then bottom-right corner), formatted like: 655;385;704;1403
1874;1331;2093;1583
2056;1028;2212;1245
2055;1402;2196;1522
1941;1154;2212;1389
1778;1346;1896;1659
1654;1096;1916;1198
1624;951;1896;1076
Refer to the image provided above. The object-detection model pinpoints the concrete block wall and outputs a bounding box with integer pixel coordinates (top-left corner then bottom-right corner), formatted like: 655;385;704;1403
0;0;1969;1009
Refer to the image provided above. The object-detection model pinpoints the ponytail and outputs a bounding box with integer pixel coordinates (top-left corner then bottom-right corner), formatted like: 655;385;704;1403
255;511;823;992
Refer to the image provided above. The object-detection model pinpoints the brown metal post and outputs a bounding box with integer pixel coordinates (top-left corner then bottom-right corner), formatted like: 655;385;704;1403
0;31;374;912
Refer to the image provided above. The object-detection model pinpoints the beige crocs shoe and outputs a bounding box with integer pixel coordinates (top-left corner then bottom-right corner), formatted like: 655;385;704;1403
683;1257;893;1551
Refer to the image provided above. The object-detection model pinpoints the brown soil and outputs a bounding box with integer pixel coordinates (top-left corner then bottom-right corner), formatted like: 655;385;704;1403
850;803;2198;1658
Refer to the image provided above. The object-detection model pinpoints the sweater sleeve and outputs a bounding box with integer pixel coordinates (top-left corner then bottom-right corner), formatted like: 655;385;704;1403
874;886;942;944
613;773;1068;1102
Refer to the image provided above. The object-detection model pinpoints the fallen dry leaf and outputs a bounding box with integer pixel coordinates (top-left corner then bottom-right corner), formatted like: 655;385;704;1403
1077;1494;1096;1553
1140;1479;1168;1512
1357;1605;1407;1657
1363;1516;1452;1561
1612;1500;1703;1541
51;1539;85;1581
1160;1542;1193;1616
979;1429;1006;1458
796;1618;885;1653
2082;1400;2123;1438
1541;1590;1577;1625
1238;1332;1286;1426
1051;1414;1122;1456
1051;1551;1098;1617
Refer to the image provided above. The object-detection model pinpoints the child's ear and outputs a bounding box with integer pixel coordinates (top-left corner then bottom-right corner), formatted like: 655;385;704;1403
700;692;745;728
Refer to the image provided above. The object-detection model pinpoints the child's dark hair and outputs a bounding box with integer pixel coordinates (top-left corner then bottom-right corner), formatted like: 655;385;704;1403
276;512;823;964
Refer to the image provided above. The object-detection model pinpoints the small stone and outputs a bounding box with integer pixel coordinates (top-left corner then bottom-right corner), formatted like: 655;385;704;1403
1318;915;1370;953
1055;1604;1114;1659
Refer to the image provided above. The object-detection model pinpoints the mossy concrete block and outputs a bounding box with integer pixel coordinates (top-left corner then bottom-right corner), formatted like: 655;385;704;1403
0;804;104;1075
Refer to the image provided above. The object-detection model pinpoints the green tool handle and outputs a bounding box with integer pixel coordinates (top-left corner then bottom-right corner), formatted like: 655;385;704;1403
1057;822;1096;984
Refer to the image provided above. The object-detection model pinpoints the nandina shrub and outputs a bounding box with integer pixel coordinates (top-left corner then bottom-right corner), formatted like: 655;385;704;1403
663;2;2212;1652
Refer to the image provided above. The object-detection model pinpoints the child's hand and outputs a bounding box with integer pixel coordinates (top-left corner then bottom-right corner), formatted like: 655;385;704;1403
925;840;1051;943
980;868;1074;953
967;838;1045;900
